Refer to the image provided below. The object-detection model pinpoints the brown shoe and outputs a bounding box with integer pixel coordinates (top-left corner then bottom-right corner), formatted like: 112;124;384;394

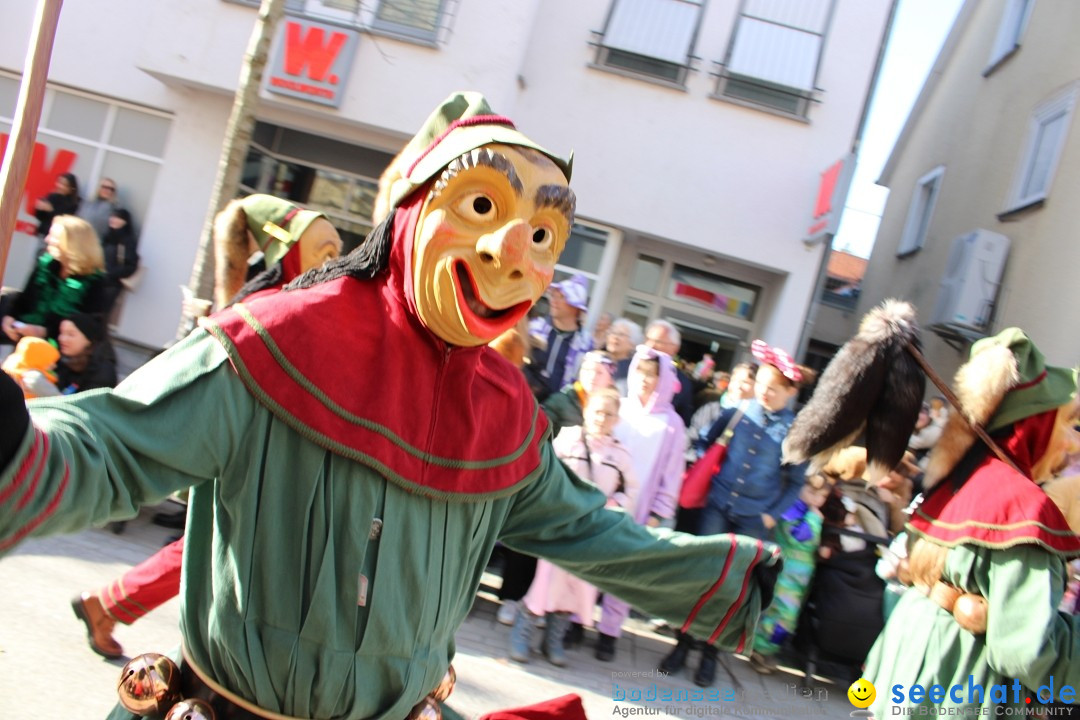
71;593;123;658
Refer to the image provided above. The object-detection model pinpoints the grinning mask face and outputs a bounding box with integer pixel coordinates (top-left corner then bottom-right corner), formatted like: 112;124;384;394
412;144;575;347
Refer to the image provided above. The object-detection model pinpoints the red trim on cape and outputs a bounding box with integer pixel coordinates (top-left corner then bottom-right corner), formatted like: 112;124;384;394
909;460;1080;556
205;196;546;498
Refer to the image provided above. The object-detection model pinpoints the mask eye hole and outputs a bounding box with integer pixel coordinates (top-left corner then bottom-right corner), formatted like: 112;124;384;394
532;227;553;249
455;193;497;222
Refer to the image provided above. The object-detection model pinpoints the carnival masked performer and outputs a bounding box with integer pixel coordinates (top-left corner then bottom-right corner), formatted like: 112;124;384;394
863;329;1080;715
0;92;779;720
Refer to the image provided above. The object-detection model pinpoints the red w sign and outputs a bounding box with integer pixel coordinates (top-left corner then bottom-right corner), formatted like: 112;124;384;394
268;19;358;108
0;133;78;231
283;22;348;83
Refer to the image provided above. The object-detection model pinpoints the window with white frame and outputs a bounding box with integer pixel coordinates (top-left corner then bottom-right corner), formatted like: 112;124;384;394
1004;85;1077;213
717;0;835;118
897;166;944;257
985;0;1035;74
372;0;447;42
595;0;705;85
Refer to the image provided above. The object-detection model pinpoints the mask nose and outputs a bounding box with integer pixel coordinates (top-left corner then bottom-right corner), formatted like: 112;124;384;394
476;221;530;280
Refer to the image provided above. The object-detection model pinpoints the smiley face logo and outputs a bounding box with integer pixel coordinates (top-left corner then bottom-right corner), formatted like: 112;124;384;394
847;678;876;708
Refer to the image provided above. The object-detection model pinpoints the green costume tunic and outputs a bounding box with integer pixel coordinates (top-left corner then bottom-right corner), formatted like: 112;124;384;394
1;330;775;720
865;542;1080;715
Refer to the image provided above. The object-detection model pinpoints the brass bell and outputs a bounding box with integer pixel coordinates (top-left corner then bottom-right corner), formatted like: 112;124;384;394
164;698;217;720
117;653;182;716
407;696;442;720
430;665;456;702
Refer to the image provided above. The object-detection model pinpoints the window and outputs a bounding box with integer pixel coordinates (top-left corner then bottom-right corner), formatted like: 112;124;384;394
595;0;705;85
1003;85;1077;214
715;0;835;118
897;166;944;257
985;0;1035;74
372;0;447;42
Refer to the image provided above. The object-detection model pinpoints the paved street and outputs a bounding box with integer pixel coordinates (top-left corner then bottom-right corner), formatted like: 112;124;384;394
0;507;855;719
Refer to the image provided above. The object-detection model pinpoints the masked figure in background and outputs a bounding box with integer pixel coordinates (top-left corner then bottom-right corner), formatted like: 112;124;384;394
0;92;779;720
864;329;1080;715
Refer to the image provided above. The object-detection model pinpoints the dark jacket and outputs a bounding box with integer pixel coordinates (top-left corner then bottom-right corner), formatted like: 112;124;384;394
34;192;80;237
699;401;807;520
55;339;118;394
102;223;139;284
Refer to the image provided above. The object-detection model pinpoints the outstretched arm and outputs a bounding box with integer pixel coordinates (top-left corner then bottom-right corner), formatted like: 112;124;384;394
500;445;781;650
0;330;254;554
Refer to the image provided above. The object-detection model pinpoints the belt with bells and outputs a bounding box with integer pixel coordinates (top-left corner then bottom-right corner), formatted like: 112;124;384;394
117;649;456;720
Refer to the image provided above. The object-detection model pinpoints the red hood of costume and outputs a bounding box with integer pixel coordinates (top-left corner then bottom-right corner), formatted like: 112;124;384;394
909;411;1080;557
202;194;549;499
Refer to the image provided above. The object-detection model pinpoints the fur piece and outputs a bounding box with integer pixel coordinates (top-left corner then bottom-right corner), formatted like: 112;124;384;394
864;330;925;484
213;198;255;309
784;299;923;475
922;345;1019;490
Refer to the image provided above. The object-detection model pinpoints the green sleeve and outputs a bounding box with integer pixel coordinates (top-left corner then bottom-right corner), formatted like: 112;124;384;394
540;390;579;438
0;330;254;552
500;441;779;649
980;545;1080;689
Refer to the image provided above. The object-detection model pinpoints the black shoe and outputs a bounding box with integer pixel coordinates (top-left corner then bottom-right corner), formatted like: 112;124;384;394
659;632;693;674
693;646;718;687
152;509;186;529
563;621;584;650
595;632;617;662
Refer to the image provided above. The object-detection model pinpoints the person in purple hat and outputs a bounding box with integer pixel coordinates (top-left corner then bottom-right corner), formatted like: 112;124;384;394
525;273;593;401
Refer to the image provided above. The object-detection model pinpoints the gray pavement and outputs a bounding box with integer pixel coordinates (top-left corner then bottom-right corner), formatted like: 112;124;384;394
0;508;855;719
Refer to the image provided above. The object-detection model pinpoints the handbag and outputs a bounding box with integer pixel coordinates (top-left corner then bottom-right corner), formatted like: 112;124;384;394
678;404;746;509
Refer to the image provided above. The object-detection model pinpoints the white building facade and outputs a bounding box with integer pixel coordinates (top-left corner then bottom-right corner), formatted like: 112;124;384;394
1;0;893;363
853;0;1080;380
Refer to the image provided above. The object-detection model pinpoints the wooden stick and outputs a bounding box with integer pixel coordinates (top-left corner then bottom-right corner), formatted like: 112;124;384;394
905;340;1027;479
0;0;64;279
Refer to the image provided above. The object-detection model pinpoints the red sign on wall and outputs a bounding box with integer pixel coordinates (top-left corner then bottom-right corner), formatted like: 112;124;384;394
267;19;358;108
0;133;78;234
804;153;855;245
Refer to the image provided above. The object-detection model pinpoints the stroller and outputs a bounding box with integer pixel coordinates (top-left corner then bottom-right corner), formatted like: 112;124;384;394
793;484;891;684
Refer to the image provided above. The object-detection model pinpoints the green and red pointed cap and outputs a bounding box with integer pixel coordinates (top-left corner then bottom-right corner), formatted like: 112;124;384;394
385;91;573;211
241;194;325;268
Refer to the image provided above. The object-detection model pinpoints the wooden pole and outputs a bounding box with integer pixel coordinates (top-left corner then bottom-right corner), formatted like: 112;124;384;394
0;0;64;280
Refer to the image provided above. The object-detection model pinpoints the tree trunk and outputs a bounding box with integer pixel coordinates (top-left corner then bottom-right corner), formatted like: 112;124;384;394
176;0;285;340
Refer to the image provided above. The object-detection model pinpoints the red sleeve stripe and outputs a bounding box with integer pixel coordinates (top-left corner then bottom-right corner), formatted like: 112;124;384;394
734;629;748;655
681;533;737;633
15;446;47;511
708;539;764;645
0;430;45;507
0;466;69;553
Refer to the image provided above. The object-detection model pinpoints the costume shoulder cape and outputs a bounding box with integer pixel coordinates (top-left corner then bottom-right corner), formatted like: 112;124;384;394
909;456;1080;557
202;275;549;501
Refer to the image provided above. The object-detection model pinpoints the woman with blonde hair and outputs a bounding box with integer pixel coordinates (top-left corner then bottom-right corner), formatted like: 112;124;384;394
1;215;106;344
